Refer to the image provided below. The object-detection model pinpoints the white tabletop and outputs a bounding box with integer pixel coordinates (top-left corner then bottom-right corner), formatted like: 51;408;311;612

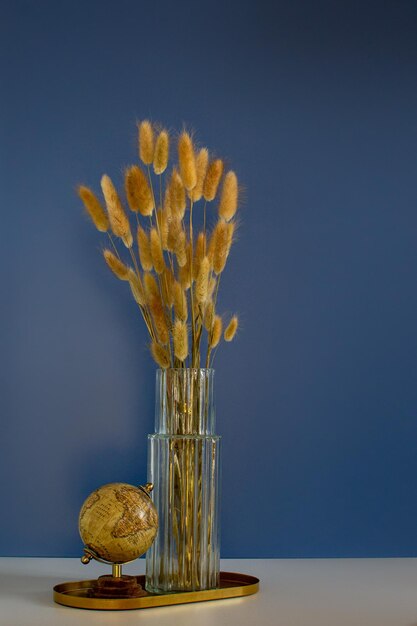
1;557;417;625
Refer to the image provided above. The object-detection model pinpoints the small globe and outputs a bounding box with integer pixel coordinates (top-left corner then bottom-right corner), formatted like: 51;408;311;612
79;482;158;564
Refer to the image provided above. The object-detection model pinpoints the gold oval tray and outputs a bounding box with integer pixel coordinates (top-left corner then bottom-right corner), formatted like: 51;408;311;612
53;571;259;610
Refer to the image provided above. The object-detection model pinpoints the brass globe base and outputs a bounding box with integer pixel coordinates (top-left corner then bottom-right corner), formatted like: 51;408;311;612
53;571;260;611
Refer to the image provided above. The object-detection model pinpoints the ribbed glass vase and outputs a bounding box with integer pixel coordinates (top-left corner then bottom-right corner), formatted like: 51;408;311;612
145;368;221;593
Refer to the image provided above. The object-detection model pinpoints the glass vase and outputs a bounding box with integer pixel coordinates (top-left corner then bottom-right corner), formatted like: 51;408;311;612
145;368;221;593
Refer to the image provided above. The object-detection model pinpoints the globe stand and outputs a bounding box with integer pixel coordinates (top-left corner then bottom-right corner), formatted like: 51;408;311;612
81;548;147;599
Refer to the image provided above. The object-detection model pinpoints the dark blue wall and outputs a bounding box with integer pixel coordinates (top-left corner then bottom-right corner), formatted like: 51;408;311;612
1;0;417;557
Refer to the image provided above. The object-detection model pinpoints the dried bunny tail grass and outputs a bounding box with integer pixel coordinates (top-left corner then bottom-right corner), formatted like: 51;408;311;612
179;260;192;290
178;131;197;191
163;186;172;217
167;216;181;252
137;227;153;271
203;159;224;201
78;185;109;232
156;209;169;250
101;175;133;248
211;219;229;274
138;120;154;165
169;169;186;220
224;315;239;342
173;280;188;321
144;272;159;300
218;171;238;222
150;341;170;369
128;269;146;306
125;165;154;216
161;267;175;307
210;315;222;348
207;276;216;300
190;148;209;201
195;256;210;304
150;227;165;274
153;130;169;174
173;319;188;361
149;295;169;344
103;249;130;280
193;231;206;280
175;230;187;268
204;300;214;331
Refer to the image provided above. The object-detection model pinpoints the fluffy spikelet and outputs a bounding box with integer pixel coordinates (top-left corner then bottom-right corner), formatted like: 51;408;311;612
218;171;238;221
204;300;214;331
173;319;188;361
101;175;133;248
169;169;186;220
173;281;188;321
193;232;206;280
179;261;192;290
150;228;165;274
210;315;222;348
153;130;169;174
195;256;210;304
137;227;153;271
125;165;154;216
226;220;236;250
190;148;209;201
167;216;181;252
103;249;130;280
128;269;146;306
212;220;229;274
224;315;238;342
156;209;169;250
150;341;170;369
149;295;169;344
163;186;172;217
78;185;109;232
175;230;187;268
178;131;197;191
203;159;224;201
144;272;159;300
207;276;216;300
139;120;154;165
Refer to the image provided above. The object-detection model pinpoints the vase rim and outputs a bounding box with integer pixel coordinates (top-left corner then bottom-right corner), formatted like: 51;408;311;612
157;368;214;373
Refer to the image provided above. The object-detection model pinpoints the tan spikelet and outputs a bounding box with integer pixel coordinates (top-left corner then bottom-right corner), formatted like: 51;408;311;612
210;315;222;348
144;272;159;300
207;276;216;300
173;281;188;321
218;171;238;221
103;249;130;280
212;220;229;274
175;230;187;268
226;220;236;250
137;227;153;271
224;315;238;342
150;228;165;274
150;341;170;369
169;169;186;220
128;269;146;306
167;216;181;252
163;186;172;217
204;300;214;331
78;185;109;232
149;295;169;344
178;131;197;191
179;262;192;290
173;319;188;361
190;148;209;201
193;232;206;280
203;159;224;201
125;165;154;216
195;256;210;304
156;209;169;250
153;130;169;174
138;120;154;165
101;175;133;247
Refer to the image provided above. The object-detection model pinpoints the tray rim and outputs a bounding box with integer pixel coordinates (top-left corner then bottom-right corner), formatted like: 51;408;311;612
53;571;260;611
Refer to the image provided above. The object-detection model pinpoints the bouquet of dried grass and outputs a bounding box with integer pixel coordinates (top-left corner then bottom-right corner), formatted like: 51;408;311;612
78;121;239;368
